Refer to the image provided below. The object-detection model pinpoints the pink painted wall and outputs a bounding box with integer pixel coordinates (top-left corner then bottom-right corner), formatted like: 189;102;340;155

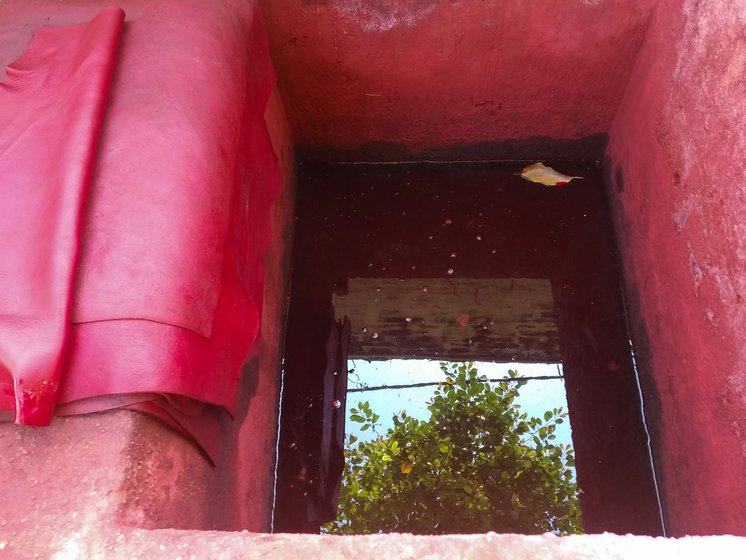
258;0;657;157
229;86;296;530
606;0;746;536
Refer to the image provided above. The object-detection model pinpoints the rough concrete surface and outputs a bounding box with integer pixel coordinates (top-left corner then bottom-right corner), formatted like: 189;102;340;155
258;0;657;155
0;413;133;540
607;0;746;535
2;527;746;560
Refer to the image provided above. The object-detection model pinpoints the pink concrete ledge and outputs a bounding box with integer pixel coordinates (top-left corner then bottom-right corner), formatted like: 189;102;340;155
2;529;746;559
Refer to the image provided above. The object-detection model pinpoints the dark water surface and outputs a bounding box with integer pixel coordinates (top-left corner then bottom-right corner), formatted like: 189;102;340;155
274;162;663;535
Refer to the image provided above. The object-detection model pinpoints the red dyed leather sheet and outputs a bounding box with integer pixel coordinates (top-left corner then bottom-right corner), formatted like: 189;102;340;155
0;1;280;459
0;8;125;425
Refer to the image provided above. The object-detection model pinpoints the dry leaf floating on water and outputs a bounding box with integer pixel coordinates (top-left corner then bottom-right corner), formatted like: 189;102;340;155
517;162;583;186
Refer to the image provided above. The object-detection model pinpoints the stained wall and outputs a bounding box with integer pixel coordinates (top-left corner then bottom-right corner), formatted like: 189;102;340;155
606;0;746;535
259;0;658;160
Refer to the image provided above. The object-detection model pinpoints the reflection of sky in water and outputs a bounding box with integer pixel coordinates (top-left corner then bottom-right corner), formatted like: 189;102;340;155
346;359;572;450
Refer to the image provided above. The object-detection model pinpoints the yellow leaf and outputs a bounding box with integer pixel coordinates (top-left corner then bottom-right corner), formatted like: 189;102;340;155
400;460;414;474
517;162;583;186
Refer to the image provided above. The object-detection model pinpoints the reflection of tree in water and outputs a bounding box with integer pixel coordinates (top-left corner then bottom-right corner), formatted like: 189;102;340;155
325;362;582;535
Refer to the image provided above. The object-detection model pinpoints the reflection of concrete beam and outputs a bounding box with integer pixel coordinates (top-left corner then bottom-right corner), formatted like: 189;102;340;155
333;278;560;363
